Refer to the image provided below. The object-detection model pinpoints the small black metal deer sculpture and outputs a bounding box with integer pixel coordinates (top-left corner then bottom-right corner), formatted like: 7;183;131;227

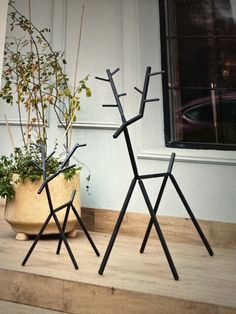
96;67;213;280
22;143;100;269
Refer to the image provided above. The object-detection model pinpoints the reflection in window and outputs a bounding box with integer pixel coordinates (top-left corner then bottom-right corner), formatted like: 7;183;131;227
184;104;214;123
160;0;236;148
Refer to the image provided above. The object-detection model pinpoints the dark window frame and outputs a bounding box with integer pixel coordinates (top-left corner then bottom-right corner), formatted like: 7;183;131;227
158;0;236;151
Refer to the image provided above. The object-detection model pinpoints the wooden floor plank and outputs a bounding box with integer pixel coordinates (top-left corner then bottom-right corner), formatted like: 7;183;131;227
0;216;236;313
0;300;65;314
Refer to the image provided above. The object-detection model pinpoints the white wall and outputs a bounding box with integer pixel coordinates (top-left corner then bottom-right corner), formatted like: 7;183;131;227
0;0;8;77
1;0;236;223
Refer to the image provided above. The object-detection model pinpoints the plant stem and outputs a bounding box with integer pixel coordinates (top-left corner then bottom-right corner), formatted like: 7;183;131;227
25;0;33;149
68;3;85;150
73;4;84;92
15;43;26;148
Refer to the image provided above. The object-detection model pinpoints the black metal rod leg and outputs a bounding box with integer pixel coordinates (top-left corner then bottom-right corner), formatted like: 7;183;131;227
140;175;168;254
56;204;71;255
71;204;100;256
52;212;79;269
22;213;52;266
169;174;214;256
140;153;176;253
138;179;179;280
98;178;136;275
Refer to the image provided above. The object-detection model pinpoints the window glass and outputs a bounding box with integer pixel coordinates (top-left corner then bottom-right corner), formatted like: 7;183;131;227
162;0;236;148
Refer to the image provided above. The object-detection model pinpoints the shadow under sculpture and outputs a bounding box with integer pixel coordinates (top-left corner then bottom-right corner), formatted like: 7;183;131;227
22;143;100;269
96;67;214;280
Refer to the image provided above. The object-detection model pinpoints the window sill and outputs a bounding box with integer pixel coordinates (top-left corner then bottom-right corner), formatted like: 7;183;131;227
137;147;236;166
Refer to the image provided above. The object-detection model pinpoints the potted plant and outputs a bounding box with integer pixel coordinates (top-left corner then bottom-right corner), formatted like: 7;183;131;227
0;1;91;240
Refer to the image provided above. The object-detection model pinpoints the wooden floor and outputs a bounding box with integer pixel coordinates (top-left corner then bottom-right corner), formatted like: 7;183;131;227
0;215;236;314
0;300;64;314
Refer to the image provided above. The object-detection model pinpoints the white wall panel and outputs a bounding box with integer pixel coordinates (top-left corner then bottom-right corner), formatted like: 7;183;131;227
0;0;236;223
62;0;123;128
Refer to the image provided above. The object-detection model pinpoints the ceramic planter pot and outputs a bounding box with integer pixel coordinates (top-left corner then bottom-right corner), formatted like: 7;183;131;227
4;173;80;240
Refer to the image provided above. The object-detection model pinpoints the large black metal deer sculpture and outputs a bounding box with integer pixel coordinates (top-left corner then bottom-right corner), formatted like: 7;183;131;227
96;67;213;280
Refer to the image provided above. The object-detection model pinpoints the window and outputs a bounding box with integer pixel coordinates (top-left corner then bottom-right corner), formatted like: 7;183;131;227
159;0;236;150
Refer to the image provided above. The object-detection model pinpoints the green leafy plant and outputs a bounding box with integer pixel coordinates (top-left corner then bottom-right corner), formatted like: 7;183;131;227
0;144;81;200
0;155;15;199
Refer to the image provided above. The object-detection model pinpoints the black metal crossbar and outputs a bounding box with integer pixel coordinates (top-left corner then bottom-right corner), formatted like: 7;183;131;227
22;143;100;269
96;67;213;280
